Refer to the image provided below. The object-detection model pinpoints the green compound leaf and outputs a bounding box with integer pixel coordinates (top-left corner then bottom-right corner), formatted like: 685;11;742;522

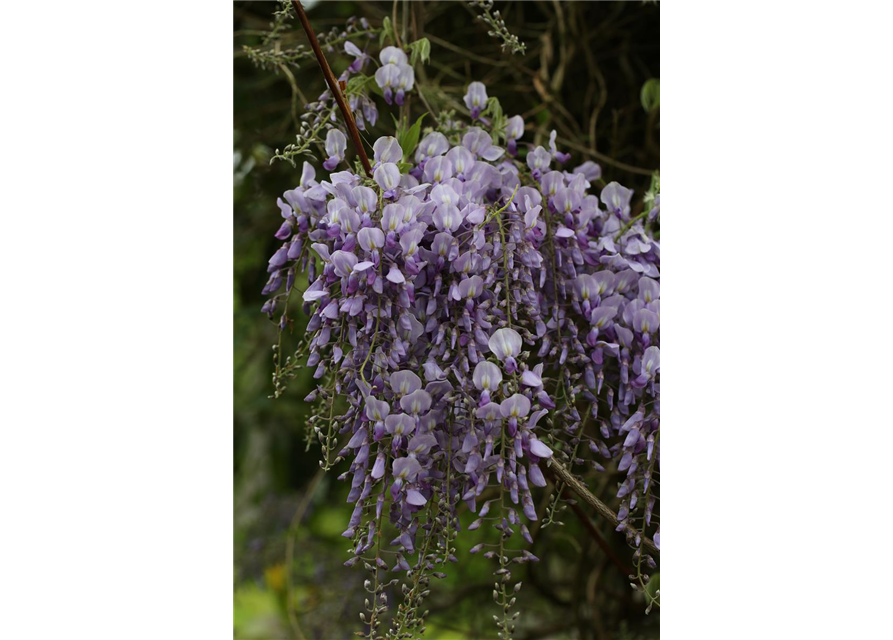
641;78;660;113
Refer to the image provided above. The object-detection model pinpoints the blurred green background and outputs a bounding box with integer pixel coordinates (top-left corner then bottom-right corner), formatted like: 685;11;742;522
234;2;659;638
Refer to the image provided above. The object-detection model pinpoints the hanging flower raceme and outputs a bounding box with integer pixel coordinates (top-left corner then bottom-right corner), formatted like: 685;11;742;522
262;60;659;638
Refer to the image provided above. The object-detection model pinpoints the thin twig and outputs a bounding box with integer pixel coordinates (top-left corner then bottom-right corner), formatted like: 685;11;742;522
291;0;372;177
556;134;657;176
548;458;659;556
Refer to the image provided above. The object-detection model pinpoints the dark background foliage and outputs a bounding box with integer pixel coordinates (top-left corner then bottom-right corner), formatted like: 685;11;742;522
234;2;659;638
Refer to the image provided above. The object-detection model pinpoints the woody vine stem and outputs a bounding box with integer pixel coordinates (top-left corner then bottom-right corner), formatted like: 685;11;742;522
292;0;373;177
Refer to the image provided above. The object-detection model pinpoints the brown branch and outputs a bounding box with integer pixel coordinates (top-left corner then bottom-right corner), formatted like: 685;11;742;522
291;0;372;177
547;458;659;557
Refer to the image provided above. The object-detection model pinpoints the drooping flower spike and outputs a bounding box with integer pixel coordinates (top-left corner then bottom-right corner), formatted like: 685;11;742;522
262;69;659;638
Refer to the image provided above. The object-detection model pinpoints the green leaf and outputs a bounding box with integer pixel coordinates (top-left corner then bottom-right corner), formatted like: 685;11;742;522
642;171;660;211
391;113;404;138
398;113;426;162
641;78;660;113
345;73;376;96
409;37;431;66
380;16;395;47
644;572;660;600
483;97;506;143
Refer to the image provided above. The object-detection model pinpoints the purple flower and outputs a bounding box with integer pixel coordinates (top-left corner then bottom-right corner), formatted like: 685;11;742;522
400;389;432;415
633;308;659;334
299;161;316;188
633;346;660;388
400;228;424;259
462;127;504;161
386;265;405;284
446;145;474;176
528;438;553;458
381;203;406;234
548;130;571;165
464;81;488;119
347;427;367;449
573;161;602;182
601;181;633;219
592;271;615;296
488;328;522;365
456;275;484;300
274;220;292;240
574;274;596;303
430;183;459;207
476;402;501;421
527;146;551;178
541;171;564;198
416;132;450;160
385;413;416;437
357;227;385;253
302;278;327;302
379;46;407;66
365;397;390;423
390;370;422;395
323;128;347;171
407;433;437;455
528;463;546;487
423;156;453;184
330;250;357;277
353;186;377;216
500;394;530;419
393;456;421;481
268;246;288;272
374;162;401;192
394;65;414;105
638;276;660;303
344;41;370;73
371;453;386;479
520;368;543;388
506;115;524;156
373;136;403;165
590;306;617;330
431;232;457;261
374;62;413;105
554;189;581;217
433;204;463;233
524;203;542;230
472;361;502;403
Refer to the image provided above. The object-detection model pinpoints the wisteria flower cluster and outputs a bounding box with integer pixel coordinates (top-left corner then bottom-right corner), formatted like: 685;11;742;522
374;46;415;106
264;70;660;636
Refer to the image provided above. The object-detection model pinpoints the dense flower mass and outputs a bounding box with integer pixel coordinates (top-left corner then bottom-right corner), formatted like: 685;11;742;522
262;49;659;636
